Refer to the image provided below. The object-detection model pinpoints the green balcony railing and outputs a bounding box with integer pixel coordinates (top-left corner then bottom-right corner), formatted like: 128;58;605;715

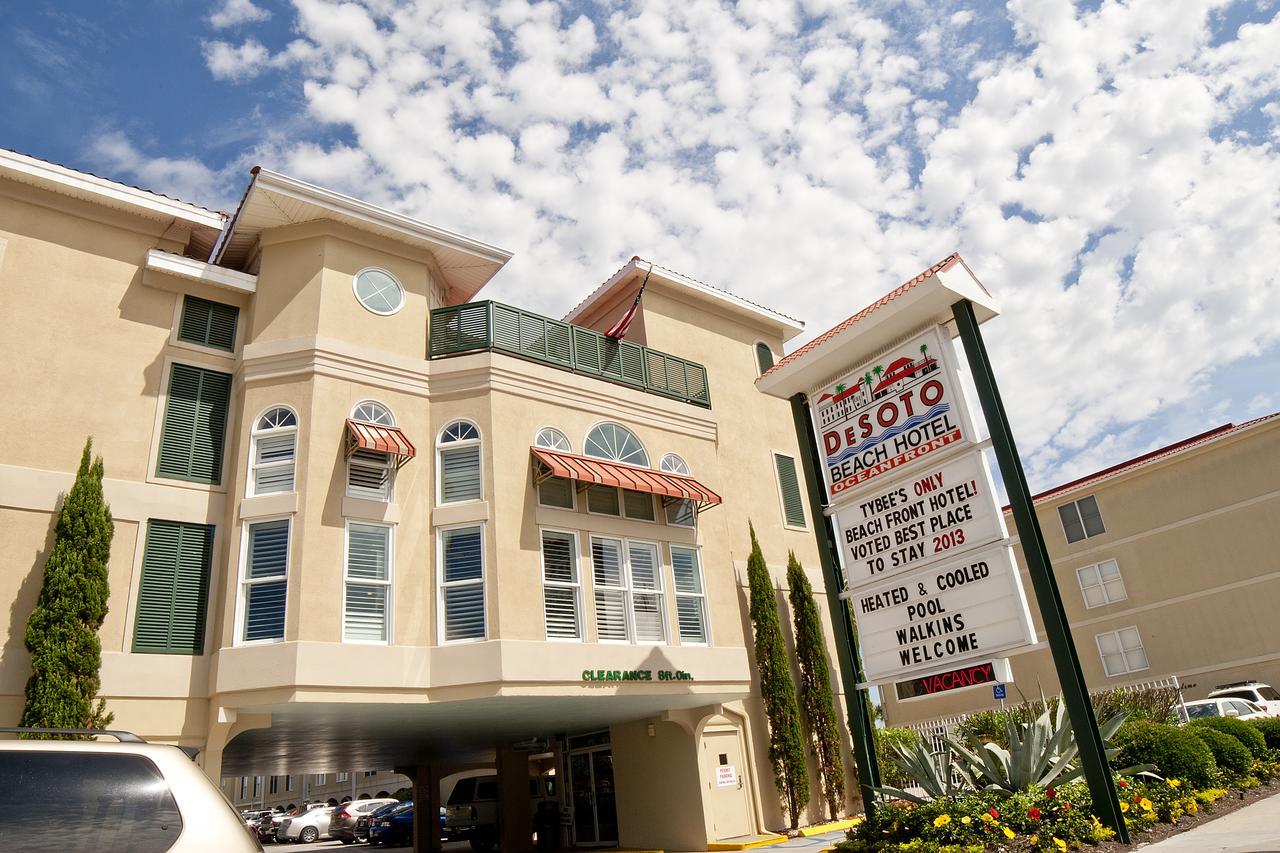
429;301;711;408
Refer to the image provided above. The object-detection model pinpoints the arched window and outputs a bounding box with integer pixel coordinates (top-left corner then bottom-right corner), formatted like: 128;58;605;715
535;428;574;509
584;423;648;467
250;406;298;495
438;420;482;503
534;427;571;452
660;453;690;475
352;400;395;426
755;341;775;375
348;401;396;501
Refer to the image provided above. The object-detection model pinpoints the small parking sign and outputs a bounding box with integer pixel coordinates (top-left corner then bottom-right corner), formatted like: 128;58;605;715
993;683;1007;700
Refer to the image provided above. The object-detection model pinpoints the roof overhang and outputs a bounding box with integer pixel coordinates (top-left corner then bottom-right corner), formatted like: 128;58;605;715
756;253;999;399
566;258;805;342
345;419;417;468
531;447;722;510
146;249;257;294
212;167;513;302
0;149;225;259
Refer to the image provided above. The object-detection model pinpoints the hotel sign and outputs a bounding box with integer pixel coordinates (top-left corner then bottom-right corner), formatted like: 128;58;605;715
815;327;977;501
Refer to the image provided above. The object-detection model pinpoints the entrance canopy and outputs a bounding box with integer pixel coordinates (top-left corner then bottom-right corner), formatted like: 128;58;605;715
531;447;722;511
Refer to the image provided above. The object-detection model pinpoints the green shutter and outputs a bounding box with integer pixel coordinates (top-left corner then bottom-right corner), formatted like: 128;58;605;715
775;453;806;527
755;342;775;375
133;520;214;654
178;295;239;352
156;363;233;484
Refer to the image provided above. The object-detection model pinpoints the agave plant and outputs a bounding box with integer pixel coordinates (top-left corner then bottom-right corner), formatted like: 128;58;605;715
872;730;966;804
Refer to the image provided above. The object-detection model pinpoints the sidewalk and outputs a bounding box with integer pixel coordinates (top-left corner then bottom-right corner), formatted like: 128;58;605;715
1139;789;1280;851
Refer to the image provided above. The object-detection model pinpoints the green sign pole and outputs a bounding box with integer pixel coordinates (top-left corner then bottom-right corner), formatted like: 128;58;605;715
790;395;881;820
951;299;1128;843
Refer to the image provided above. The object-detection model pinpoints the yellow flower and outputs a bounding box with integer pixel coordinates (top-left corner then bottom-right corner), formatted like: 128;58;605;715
1143;811;1157;821
981;813;995;823
1055;839;1068;851
1120;801;1130;813
1003;826;1015;839
1187;801;1198;813
1140;798;1153;812
934;814;951;827
1030;836;1038;845
961;816;972;825
1167;779;1181;788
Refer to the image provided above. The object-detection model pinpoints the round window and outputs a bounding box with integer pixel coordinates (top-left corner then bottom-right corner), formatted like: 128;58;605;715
353;268;404;315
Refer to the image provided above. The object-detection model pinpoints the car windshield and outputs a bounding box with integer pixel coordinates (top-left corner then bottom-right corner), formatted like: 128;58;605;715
1259;687;1280;701
389;802;413;816
1185;702;1220;718
448;778;476;805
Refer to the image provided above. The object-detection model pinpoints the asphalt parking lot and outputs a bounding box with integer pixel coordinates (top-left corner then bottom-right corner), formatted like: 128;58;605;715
285;840;472;851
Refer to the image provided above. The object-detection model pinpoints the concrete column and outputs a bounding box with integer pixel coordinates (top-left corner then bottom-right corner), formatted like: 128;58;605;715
496;745;534;853
198;706;271;785
411;765;443;852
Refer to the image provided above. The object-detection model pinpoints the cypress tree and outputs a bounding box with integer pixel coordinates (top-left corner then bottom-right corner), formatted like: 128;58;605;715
746;522;809;828
787;552;846;820
20;438;115;737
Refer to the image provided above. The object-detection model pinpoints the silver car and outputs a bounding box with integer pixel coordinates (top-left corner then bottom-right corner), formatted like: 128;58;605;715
279;805;336;844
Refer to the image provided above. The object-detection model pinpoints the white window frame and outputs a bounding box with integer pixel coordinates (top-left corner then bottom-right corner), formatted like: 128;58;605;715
1059;494;1105;543
1076;558;1127;608
315;773;326;786
583;421;649;467
589;535;668;645
1096;626;1149;677
286;776;293;792
352;267;405;316
437;420;483;505
235;516;291;646
343;521;394;644
348;401;397;502
670;544;709;646
336;772;349;784
248;405;298;497
540;528;582;642
534;427;572;452
352;400;395;426
437;523;487;644
659;453;690;475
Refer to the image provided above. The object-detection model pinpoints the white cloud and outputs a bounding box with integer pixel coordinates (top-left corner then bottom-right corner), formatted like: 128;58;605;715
86;132;222;207
185;0;1280;489
209;0;272;29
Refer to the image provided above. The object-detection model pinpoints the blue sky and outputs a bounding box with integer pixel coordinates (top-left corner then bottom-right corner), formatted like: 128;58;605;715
5;0;1279;492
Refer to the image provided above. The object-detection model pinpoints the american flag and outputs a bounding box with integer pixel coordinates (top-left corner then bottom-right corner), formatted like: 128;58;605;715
604;265;652;339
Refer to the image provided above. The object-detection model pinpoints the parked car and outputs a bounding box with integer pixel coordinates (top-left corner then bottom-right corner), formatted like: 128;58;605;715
444;773;556;852
329;797;398;843
368;801;414;847
255;810;285;844
278;804;335;843
1208;681;1280;716
1182;697;1268;721
0;726;262;852
356;802;403;844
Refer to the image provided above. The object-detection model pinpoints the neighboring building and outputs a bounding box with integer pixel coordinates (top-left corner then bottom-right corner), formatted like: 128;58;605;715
0;149;857;852
224;768;411;812
881;413;1280;725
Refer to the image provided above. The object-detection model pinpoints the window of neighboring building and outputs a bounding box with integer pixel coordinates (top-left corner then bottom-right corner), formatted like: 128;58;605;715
591;537;666;643
348;402;396;501
345;522;392;643
336;773;349;784
670;545;708;644
1096;626;1148;676
1058;494;1105;543
253;776;262;797
534;429;575;508
285;776;293;792
270;776;279;795
584;422;649;467
541;530;581;640
754;341;775;376
240;519;290;643
249;406;298;496
774;452;806;528
316;774;326;785
439;525;485;642
178;294;239;352
132;519;214;655
438;420;482;503
352;268;405;315
156;363;233;485
1077;559;1127;608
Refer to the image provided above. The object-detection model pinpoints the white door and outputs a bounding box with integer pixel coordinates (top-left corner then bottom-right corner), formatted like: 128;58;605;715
701;730;754;839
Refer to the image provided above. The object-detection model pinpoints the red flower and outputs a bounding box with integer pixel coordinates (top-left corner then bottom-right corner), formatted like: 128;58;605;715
1046;787;1057;800
989;808;1000;819
1028;808;1042;820
1063;803;1073;811
1118;780;1129;788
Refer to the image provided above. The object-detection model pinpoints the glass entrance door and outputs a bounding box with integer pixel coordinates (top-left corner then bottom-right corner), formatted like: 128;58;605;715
568;747;618;846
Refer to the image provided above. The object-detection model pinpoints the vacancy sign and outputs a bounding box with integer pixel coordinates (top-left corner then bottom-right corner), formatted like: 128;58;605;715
837;452;1007;589
814;326;978;501
847;542;1037;682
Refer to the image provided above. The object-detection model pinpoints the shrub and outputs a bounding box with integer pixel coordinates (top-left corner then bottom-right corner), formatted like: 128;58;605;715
874;727;919;789
1190;726;1253;775
1250;717;1280;750
1093;684;1181;725
1111;720;1217;788
1190;717;1268;758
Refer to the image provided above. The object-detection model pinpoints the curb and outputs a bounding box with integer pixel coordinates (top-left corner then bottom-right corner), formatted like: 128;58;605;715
796;817;860;837
707;834;788;850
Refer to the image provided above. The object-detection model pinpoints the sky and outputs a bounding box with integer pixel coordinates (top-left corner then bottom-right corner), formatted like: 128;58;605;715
4;0;1279;492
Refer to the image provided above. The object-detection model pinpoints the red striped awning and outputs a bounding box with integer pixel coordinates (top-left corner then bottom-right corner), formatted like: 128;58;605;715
345;419;416;468
531;447;722;510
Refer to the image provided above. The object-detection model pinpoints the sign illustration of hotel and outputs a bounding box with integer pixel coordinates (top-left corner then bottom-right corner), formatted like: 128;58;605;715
817;345;939;429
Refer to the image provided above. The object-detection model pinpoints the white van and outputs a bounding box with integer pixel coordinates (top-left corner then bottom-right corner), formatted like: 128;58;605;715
444;773;556;851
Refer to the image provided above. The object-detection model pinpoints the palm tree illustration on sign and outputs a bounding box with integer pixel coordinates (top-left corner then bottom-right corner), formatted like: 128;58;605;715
920;343;928;360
